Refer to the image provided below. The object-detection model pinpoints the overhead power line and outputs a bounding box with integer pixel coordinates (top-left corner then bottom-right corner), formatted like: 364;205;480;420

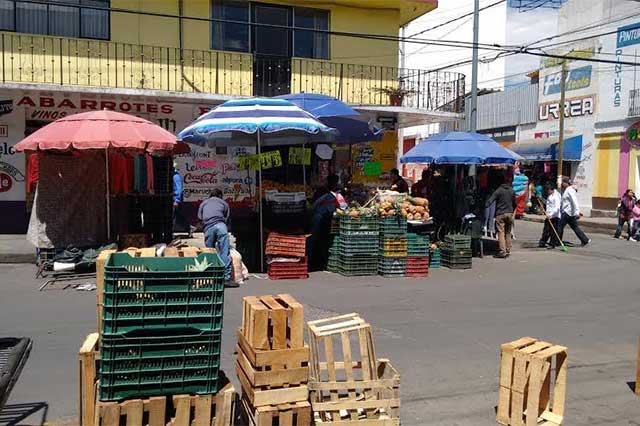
406;0;506;39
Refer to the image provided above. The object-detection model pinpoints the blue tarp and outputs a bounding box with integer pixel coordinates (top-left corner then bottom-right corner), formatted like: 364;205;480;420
276;93;383;143
400;131;520;165
510;135;583;162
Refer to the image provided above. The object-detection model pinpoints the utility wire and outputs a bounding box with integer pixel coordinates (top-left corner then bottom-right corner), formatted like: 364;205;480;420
406;0;506;38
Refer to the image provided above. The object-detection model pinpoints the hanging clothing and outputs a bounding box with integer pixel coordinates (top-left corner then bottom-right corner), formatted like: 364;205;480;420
109;153;134;194
145;155;154;193
26;153;39;193
134;154;147;193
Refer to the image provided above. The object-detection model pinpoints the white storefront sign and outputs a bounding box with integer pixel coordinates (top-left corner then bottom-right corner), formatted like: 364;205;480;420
0;90;255;207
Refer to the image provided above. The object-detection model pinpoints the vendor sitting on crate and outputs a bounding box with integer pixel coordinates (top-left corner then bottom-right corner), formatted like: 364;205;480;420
309;174;347;271
198;189;236;287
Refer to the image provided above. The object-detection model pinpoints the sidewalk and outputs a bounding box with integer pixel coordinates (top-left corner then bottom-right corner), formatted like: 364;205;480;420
520;213;618;234
0;235;36;264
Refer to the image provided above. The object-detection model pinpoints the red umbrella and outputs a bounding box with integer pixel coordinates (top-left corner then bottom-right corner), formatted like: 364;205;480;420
14;110;180;153
14;110;188;240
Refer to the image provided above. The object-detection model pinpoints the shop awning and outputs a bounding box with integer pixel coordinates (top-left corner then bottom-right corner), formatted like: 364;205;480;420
509;135;583;162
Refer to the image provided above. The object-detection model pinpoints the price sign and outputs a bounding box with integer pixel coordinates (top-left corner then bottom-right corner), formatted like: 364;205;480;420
289;147;312;165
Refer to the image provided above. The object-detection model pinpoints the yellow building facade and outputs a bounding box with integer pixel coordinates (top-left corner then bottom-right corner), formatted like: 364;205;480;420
0;0;438;103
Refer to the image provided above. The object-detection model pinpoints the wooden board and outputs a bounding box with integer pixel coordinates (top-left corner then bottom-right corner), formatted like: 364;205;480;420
94;380;235;426
241;395;312;426
496;337;567;426
78;333;100;426
242;294;304;351
236;360;309;407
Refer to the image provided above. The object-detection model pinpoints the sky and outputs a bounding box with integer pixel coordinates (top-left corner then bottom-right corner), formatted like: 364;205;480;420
402;0;562;91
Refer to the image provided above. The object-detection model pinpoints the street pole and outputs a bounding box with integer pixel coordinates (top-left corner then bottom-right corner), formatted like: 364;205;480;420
557;61;567;188
469;0;480;132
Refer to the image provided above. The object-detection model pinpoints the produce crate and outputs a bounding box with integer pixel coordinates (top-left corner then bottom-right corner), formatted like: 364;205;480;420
380;237;408;257
379;216;407;236
338;216;380;235
441;248;473;259
441;250;472;269
102;253;225;335
266;233;307;258
407;233;430;256
444;234;472;250
338;255;379;276
267;258;309;280
378;257;406;277
337;237;380;256
406;256;429;278
99;329;222;401
267;200;306;215
429;248;441;269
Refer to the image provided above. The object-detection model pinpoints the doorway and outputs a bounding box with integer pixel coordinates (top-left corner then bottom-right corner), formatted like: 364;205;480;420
252;3;292;97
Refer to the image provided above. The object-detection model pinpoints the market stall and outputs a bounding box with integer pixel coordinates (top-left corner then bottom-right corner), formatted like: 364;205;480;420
177;98;338;272
400;131;522;249
14;111;182;259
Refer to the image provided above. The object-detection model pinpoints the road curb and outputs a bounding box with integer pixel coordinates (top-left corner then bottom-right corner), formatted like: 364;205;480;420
0;252;36;264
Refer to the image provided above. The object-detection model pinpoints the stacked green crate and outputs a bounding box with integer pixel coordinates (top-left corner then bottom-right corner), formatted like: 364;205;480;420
336;216;379;276
327;235;340;273
379;216;407;277
100;252;225;401
429;247;441;269
407;233;430;257
441;235;472;270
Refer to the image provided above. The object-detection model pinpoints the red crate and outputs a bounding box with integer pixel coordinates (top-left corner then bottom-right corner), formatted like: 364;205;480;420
406;256;428;278
267;257;308;280
266;233;307;257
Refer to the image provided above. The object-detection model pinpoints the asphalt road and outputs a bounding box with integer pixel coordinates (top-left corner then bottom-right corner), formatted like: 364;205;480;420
1;220;640;425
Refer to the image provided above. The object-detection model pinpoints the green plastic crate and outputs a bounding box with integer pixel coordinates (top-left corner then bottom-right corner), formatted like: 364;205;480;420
444;234;472;250
378;257;406;277
99;329;222;401
103;253;225;335
379;217;407;236
339;216;380;235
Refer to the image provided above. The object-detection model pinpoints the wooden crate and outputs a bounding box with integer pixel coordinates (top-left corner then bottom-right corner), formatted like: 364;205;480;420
307;313;377;385
241;395;312;426
308;359;400;425
307;314;400;425
79;333;100;426
236;329;309;407
242;294;304;351
94;380;235;426
95;246;215;332
497;337;568;426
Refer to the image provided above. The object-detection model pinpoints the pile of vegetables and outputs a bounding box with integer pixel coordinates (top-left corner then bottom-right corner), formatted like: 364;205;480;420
336;204;378;218
400;196;430;222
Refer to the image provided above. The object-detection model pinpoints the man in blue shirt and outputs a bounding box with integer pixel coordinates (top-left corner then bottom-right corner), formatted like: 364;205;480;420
172;164;193;238
198;189;235;286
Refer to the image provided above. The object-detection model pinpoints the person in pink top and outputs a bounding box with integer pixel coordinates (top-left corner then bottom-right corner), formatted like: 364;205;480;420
631;199;640;241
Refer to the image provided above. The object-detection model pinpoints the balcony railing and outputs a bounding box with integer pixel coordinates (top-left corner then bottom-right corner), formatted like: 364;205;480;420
629;88;640;117
0;32;465;113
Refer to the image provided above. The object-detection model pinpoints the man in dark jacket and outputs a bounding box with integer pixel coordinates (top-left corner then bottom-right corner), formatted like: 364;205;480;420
485;175;516;258
198;189;236;286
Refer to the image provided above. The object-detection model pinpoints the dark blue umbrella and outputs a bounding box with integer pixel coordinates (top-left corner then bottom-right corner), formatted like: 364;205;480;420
276;93;383;143
400;132;520;165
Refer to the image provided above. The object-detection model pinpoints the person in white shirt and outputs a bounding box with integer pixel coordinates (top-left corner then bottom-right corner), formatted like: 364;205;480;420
538;185;562;248
558;177;591;246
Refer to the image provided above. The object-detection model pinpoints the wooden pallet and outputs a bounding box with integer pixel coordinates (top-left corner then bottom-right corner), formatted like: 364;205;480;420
79;332;100;426
308;359;400;425
497;337;568;426
236;329;309;407
95;246;214;332
241;294;304;351
241;395;312;426
94;380;235;426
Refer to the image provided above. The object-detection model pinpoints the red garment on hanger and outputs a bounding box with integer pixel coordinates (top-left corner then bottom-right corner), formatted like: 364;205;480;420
26;153;39;193
109;153;134;194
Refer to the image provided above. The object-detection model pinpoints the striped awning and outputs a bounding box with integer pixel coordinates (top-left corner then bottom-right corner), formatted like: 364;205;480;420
178;98;338;147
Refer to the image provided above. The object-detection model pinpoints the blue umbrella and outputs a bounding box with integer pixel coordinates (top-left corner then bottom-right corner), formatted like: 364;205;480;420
400;132;519;165
178;97;338;147
276;93;383;144
178;98;338;272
